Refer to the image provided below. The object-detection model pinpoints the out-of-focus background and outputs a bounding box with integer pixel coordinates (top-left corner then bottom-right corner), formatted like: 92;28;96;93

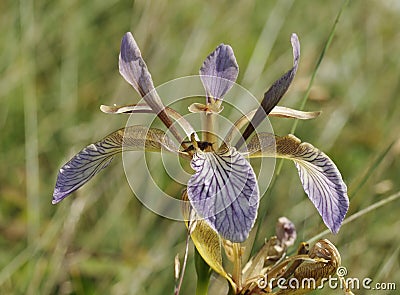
1;0;399;294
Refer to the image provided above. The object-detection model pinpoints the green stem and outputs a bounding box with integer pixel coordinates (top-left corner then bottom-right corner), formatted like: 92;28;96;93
349;140;395;200
195;278;210;295
227;283;236;295
195;248;212;295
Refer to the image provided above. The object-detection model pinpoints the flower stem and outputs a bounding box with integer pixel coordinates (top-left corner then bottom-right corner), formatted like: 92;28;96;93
203;112;217;149
232;243;242;291
194;248;211;295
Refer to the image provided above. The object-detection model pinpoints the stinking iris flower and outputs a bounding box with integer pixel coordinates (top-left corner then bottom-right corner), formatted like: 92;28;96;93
53;32;349;245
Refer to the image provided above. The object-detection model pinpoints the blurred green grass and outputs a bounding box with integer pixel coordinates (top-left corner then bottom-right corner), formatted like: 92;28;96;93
1;0;400;294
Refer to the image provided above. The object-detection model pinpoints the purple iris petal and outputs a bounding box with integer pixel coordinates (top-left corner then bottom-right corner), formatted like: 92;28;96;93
238;33;300;147
293;144;349;234
52;126;175;204
200;44;239;102
52;136;120;204
119;32;155;97
187;149;259;242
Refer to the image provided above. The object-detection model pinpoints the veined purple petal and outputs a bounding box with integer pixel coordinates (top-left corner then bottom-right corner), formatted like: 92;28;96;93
118;32;182;143
200;44;238;102
53;126;177;204
187;148;259;242
292;143;348;234
52;143;116;204
119;32;155;98
246;133;349;233
237;33;300;148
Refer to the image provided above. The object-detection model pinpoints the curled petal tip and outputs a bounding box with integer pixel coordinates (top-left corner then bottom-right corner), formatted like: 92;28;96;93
52;191;61;205
52;189;66;204
291;33;300;64
100;105;113;113
291;33;299;46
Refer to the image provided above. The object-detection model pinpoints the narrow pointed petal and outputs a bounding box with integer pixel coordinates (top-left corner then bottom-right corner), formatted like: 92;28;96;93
187;148;259;243
100;103;154;114
119;32;182;142
52;126;177;204
100;103;197;139
247;133;349;233
119;32;156;99
269;106;321;120
237;33;300;148
200;44;238;102
223;106;320;147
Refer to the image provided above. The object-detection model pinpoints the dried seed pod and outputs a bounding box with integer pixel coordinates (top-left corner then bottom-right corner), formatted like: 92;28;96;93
294;239;340;280
275;239;341;295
